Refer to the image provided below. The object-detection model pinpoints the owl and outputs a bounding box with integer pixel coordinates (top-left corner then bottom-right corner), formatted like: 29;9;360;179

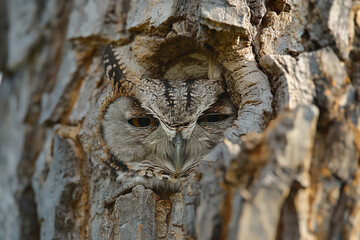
99;45;237;189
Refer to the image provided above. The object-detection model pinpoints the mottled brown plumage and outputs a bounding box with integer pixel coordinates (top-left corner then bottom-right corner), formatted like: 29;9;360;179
99;45;237;189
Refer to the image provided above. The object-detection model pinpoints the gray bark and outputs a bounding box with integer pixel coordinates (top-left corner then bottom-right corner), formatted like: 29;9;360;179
1;0;360;239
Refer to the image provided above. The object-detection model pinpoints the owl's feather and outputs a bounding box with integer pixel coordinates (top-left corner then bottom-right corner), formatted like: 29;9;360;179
99;45;237;189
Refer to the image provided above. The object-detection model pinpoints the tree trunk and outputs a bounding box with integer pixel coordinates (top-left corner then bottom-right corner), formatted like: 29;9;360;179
1;0;359;239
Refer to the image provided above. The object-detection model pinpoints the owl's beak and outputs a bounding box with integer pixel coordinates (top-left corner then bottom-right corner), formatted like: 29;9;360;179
173;133;184;173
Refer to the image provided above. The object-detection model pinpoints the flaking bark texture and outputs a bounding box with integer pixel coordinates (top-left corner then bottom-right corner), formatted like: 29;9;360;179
0;0;359;239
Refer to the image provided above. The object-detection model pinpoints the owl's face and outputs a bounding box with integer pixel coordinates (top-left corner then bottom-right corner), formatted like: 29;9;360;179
99;46;237;187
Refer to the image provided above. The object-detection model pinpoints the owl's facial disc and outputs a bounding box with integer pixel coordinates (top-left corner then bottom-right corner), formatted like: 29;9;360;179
100;78;237;182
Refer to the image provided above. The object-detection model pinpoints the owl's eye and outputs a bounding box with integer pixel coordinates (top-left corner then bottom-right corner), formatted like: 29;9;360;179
198;114;229;123
128;117;158;127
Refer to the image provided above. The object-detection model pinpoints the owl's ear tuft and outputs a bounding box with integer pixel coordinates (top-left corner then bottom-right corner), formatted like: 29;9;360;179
99;44;126;86
99;45;135;97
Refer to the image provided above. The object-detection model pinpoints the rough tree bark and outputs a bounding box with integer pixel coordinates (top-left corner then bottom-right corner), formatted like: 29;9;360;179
0;0;359;240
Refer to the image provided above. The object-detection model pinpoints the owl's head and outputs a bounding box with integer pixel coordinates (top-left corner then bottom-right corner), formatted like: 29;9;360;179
99;45;237;187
